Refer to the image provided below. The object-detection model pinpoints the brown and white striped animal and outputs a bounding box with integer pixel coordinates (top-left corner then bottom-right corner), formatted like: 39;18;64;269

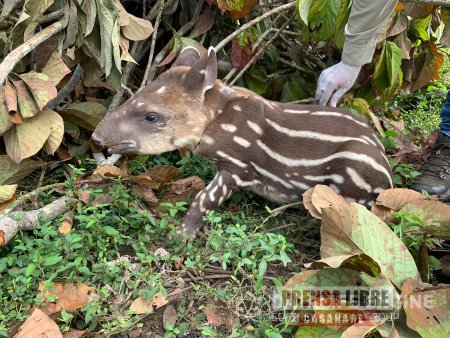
92;47;393;238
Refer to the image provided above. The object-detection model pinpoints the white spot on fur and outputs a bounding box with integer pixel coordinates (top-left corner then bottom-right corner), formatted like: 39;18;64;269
209;185;218;201
247;121;263;135
250;162;294;189
373;187;385;194
256;140;392;181
218;175;223;186
137;102;144;107
310;111;368;128
156;86;166;94
233;136;251;148
283;109;310;114
289;180;310;190
220;124;237;133
329;184;341;194
232;175;261;187
202;135;215;145
358;199;366;204
216;150;247;168
233;105;242;112
346;167;372;193
265;119;370;145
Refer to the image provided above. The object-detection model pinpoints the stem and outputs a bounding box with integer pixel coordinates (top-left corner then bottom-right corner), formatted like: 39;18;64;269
215;2;296;52
0;21;65;86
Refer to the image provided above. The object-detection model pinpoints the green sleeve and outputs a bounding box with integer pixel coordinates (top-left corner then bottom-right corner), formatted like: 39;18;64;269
342;0;398;67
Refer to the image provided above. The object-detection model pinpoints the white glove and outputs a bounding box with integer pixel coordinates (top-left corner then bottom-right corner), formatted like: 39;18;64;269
315;62;361;107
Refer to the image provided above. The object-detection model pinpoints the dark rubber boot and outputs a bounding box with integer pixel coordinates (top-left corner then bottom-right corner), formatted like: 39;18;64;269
411;132;450;201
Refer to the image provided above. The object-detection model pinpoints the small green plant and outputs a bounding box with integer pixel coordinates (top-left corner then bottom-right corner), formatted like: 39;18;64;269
177;151;217;180
163;322;190;338
392;162;421;187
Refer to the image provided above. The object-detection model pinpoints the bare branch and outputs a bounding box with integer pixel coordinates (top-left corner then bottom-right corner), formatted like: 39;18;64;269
0;196;69;246
0;21;65;86
47;64;84;110
142;0;166;89
215;2;296;52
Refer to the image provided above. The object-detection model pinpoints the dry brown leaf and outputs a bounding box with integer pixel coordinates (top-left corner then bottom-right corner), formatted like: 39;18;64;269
92;164;127;177
132;184;158;206
203;307;224;327
375;188;426;211
62;330;86;338
58;220;72;235
302;185;348;219
161;176;205;204
400;199;450;239
77;190;91;204
129;174;154;187
38;282;96;315
129;291;168;314
162;305;178;327
0;194;16;211
14;308;62;338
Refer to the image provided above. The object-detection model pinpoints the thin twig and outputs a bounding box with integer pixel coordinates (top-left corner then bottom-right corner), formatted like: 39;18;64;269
47;64;83;110
142;0;166;89
278;58;316;76
1;183;66;215
0;21;65;86
230;16;295;86
215;1;296;52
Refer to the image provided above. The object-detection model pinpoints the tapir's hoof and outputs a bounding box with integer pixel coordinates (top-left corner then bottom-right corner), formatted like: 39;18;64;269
167;225;198;243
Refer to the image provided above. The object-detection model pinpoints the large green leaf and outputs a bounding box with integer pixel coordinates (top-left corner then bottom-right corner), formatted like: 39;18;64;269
320;203;421;289
96;0;121;78
410;14;432;41
3;109;55;162
82;0;97;37
309;0;341;42
296;0;313;25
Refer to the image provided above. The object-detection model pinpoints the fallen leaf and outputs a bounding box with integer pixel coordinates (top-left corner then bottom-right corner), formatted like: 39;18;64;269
321;203;421;289
401;278;450;337
400;199;450;239
305;254;381;278
0;90;14;134
302;185;348;219
58;217;73;235
190;7;215;38
0;184;17;203
92;164;127;178
61;102;107;131
42;51;71;86
203;307;224;327
163;305;178;327
161;176;205;204
38;282;96;315
0;194;16;211
62;331;86;338
19;72;57;110
132;184;158;206
14;308;62;338
11;77;40;119
374;188;426;211
0;155;42;185
129;291;168;314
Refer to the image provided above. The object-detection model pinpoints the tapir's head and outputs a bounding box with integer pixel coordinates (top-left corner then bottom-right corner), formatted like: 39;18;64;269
92;46;218;154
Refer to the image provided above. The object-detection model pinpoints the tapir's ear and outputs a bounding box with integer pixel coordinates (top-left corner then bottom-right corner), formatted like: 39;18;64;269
172;46;201;68
183;47;217;96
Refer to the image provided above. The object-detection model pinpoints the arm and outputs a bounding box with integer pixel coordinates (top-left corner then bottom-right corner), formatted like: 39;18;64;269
316;0;398;107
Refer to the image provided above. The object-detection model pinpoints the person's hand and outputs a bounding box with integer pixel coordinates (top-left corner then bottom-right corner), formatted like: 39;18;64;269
315;62;361;107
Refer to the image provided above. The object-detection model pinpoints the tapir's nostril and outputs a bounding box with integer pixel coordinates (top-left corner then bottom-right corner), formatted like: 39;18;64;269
91;133;103;147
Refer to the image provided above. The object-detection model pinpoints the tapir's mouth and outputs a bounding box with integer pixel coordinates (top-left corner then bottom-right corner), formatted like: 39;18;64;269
107;141;137;154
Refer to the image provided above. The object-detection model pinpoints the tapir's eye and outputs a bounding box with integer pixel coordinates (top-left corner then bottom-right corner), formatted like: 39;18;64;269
145;113;159;122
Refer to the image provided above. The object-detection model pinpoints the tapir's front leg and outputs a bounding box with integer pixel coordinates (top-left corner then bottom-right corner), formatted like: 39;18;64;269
175;170;238;238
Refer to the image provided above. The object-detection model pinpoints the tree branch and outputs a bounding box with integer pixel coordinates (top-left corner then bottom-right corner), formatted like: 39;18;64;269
215;2;296;52
0;196;69;246
403;0;450;6
0;21;65;86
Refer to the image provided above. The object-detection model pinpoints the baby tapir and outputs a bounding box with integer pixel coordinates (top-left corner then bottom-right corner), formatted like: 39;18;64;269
92;46;393;238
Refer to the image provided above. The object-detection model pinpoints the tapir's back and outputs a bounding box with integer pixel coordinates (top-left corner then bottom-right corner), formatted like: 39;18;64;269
197;91;392;206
